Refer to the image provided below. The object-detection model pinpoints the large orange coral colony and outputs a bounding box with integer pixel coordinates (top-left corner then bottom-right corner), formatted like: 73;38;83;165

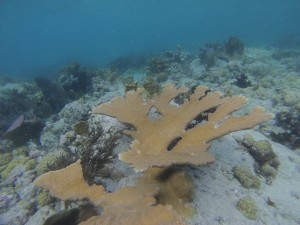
35;85;273;225
92;85;274;171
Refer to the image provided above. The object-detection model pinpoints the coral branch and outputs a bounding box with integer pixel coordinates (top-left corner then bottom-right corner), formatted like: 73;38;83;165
92;85;274;171
34;161;185;225
34;161;106;205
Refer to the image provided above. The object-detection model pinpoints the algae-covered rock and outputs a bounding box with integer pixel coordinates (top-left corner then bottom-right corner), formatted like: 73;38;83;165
73;121;89;136
0;161;17;179
233;166;261;189
24;158;37;170
246;139;280;181
37;190;53;207
123;76;138;92
0;152;13;167
0;156;37;179
142;77;161;97
14;146;29;156
250;140;276;165
236;197;259;220
243;133;255;147
37;149;70;175
156;72;169;82
259;163;277;178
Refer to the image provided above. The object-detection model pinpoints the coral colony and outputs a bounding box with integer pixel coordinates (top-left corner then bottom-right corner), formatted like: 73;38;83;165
35;85;273;225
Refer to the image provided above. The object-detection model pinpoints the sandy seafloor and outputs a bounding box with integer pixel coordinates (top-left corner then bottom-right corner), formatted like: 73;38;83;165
0;47;300;225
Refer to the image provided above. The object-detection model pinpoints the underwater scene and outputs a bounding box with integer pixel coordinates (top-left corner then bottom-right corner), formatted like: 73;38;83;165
0;0;300;225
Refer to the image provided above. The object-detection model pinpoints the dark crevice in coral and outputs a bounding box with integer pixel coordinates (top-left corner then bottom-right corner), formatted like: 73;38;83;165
173;93;186;105
167;137;182;151
43;204;98;225
173;87;211;105
198;89;211;101
123;123;137;132
155;166;181;181
185;106;218;130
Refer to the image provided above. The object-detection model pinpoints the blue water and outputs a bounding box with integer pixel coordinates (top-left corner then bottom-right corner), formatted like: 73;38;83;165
0;0;299;78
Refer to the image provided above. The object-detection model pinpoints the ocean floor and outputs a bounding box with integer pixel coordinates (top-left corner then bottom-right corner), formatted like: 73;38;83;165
191;131;300;225
0;45;300;225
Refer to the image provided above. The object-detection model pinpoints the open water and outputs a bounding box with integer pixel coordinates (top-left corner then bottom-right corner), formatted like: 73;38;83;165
0;0;299;78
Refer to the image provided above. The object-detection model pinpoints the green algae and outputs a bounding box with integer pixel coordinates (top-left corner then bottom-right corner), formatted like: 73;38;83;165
0;152;13;167
259;163;277;178
0;156;37;179
37;190;53;207
14;146;29;156
73;121;89;136
233;166;261;189
244;135;280;182
37;149;70;175
236;197;259;220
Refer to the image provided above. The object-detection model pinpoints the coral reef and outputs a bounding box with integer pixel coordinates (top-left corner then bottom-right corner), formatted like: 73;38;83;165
142;77;161;97
199;43;222;71
270;108;300;149
34;76;70;114
2;43;300;225
164;45;191;64
39;95;105;149
147;57;169;74
122;76;138;92
92;85;273;171
225;36;245;56
58;62;92;99
272;50;300;60
232;73;252;88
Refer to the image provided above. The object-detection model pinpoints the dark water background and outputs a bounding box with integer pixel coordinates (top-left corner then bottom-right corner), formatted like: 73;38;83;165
0;0;299;78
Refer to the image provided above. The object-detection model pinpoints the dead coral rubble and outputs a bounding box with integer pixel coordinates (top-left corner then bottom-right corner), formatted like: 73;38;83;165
92;84;274;171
